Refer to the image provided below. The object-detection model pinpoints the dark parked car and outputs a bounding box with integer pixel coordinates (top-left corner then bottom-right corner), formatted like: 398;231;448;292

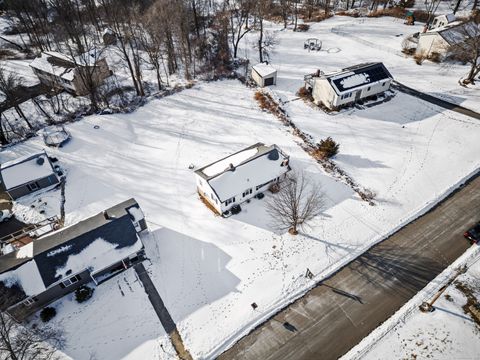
464;223;480;244
230;205;242;215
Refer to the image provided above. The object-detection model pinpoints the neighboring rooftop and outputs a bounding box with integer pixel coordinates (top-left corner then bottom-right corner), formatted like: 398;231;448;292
0;198;144;297
252;63;277;77
323;62;392;94
29;48;105;81
195;143;290;201
0;152;56;191
436;21;480;45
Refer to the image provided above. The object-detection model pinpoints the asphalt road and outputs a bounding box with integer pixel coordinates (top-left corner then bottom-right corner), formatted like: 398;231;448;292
392;81;480;120
219;174;479;360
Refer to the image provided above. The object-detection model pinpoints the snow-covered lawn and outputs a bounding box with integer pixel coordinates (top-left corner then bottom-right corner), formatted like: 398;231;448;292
1;15;480;360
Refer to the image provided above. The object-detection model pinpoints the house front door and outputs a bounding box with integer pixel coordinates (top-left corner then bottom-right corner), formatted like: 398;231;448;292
355;90;362;101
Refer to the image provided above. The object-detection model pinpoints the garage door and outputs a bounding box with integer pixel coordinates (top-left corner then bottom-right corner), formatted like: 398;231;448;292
264;77;274;86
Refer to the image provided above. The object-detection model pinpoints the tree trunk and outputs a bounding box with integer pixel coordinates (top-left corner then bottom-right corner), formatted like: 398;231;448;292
453;0;462;14
0;113;8;145
258;17;263;63
15;105;32;129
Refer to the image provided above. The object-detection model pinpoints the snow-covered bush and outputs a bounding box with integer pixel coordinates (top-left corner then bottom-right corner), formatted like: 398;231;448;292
75;285;95;303
40;307;56;322
316;137;340;159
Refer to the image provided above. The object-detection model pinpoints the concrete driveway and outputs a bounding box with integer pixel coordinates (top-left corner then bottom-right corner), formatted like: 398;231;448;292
219;173;479;360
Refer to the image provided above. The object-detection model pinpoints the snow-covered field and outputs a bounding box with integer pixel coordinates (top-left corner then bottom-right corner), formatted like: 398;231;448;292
344;247;480;360
1;15;480;360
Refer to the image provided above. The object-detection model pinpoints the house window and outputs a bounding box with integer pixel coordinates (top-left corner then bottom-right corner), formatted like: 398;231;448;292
382;82;386;86
27;182;40;191
23;297;38;307
60;274;81;288
341;93;352;100
225;197;236;206
242;188;252;197
367;86;371;91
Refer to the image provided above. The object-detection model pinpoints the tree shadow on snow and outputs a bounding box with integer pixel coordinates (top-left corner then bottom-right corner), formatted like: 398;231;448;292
351;244;445;299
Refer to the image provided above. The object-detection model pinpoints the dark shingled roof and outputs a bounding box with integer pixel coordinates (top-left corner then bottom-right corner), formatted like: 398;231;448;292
326;62;392;94
0;198;142;288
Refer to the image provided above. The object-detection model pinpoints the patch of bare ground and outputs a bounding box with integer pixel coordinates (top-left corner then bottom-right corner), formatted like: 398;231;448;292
254;90;375;205
455;280;480;327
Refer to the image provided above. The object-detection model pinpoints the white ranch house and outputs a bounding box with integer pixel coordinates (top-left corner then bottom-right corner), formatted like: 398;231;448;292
194;143;290;215
251;63;277;87
304;62;393;110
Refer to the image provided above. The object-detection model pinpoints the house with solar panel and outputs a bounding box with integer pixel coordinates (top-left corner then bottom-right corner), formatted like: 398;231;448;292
194;143;291;215
304;62;393;110
0;198;147;321
0;151;60;200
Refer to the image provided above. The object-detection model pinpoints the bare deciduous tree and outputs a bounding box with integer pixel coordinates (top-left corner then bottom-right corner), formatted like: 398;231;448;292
0;66;32;130
266;171;324;235
0;311;64;360
446;22;480;84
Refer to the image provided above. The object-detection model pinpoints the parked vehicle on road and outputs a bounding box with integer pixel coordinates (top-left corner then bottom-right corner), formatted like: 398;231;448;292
464;223;480;244
0;210;12;223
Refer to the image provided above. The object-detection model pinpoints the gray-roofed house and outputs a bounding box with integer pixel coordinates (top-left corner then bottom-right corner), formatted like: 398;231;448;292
0;198;147;321
0;151;60;200
194;143;291;215
416;20;480;58
29;49;111;96
304;62;393;110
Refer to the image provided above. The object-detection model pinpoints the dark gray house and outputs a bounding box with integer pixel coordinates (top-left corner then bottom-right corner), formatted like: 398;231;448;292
0;152;60;200
0;198;147;321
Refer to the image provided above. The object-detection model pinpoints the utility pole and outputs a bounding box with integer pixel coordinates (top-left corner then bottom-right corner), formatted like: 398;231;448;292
419;265;467;312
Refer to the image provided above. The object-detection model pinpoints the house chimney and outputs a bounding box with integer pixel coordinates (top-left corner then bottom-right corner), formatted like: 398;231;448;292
229;163;235;171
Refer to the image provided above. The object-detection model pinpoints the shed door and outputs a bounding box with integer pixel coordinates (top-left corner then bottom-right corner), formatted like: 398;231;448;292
264;77;274;86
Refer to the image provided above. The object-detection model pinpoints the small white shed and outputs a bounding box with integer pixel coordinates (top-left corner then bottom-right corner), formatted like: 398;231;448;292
251;63;277;87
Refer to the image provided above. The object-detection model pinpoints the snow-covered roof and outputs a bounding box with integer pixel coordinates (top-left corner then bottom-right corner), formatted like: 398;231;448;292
195;143;290;201
321;62;392;95
30;52;75;81
252;63;277;78
437;21;480;45
0;259;46;296
0;152;57;190
30;49;105;81
0;198;144;298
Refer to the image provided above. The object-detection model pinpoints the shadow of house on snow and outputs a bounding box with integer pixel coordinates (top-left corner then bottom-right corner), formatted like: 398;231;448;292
358;92;449;125
351;244;444;299
142;228;241;324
